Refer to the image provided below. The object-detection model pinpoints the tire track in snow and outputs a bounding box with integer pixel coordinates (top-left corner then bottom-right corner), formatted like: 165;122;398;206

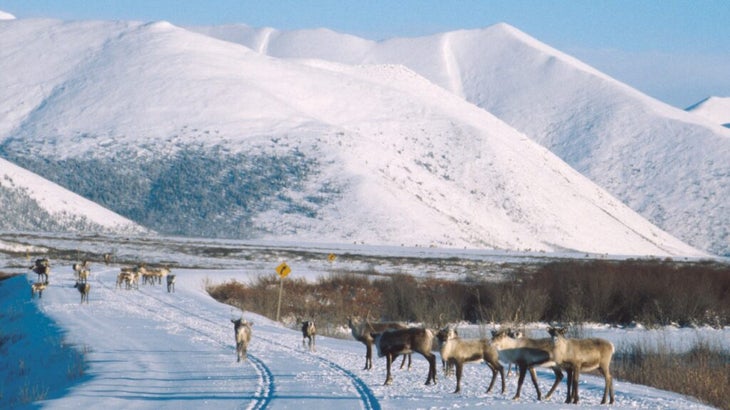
253;333;381;410
147;288;378;409
92;268;275;410
312;355;380;410
246;354;274;410
95;268;378;409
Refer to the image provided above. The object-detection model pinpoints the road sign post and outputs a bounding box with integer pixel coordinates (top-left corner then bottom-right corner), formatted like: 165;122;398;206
275;262;291;322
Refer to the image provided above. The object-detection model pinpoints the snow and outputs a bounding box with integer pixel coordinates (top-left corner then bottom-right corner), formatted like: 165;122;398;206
0;18;710;257
0;157;144;232
686;96;730;127
190;22;730;257
1;235;724;409
0;10;14;20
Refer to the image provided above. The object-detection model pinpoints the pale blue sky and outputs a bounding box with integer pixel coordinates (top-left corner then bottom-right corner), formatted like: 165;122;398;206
2;0;728;108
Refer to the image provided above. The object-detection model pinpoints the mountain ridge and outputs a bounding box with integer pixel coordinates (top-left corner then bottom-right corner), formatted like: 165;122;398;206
686;96;730;127
190;22;730;256
0;17;711;256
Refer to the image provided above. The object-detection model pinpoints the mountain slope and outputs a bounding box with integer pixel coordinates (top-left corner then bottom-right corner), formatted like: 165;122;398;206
191;23;730;256
0;157;146;234
0;18;703;256
686;96;730;127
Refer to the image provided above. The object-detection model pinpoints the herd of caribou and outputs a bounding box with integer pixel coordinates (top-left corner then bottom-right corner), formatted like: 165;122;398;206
232;315;614;405
28;257;176;305
29;257;91;303
27;257;612;404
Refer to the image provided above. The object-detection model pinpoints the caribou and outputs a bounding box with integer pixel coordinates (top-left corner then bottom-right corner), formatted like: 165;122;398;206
231;317;253;362
347;316;411;370
31;281;48;299
166;274;176;293
149;266;171;285
30;258;50;283
548;326;615;404
74;280;90;304
373;327;437;386
490;329;565;401
437;326;505;394
117;267;139;290
301;320;316;352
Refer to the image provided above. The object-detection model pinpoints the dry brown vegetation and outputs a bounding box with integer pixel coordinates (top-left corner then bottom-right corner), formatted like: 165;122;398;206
208;259;729;328
613;339;729;410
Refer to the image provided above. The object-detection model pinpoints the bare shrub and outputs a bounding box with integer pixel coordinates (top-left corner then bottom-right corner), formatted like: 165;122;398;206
528;259;729;326
613;338;729;410
206;273;383;331
66;344;90;380
19;382;49;404
207;259;729;330
374;274;423;322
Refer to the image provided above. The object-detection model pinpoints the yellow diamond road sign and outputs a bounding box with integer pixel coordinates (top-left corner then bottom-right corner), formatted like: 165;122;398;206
275;262;291;278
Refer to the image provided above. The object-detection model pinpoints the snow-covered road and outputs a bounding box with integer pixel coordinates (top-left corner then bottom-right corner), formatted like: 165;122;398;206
2;262;720;409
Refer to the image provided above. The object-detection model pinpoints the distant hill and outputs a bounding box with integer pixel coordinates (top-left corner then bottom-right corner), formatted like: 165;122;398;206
191;23;730;256
0;10;14;20
686;96;730;128
0;18;706;256
0;157;146;234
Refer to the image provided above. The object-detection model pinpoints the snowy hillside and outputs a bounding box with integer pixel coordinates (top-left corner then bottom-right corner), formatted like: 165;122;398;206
192;23;730;256
687;96;730;127
0;18;705;256
0;157;146;234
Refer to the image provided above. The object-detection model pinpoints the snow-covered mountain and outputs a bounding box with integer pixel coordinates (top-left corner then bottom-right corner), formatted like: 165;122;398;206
0;17;706;256
686;96;730;128
191;24;730;256
0;157;146;234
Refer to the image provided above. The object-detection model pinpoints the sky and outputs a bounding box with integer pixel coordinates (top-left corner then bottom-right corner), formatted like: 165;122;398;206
1;0;729;108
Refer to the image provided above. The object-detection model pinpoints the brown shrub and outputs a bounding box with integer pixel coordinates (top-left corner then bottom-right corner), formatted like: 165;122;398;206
527;259;729;326
207;258;729;329
613;340;730;410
